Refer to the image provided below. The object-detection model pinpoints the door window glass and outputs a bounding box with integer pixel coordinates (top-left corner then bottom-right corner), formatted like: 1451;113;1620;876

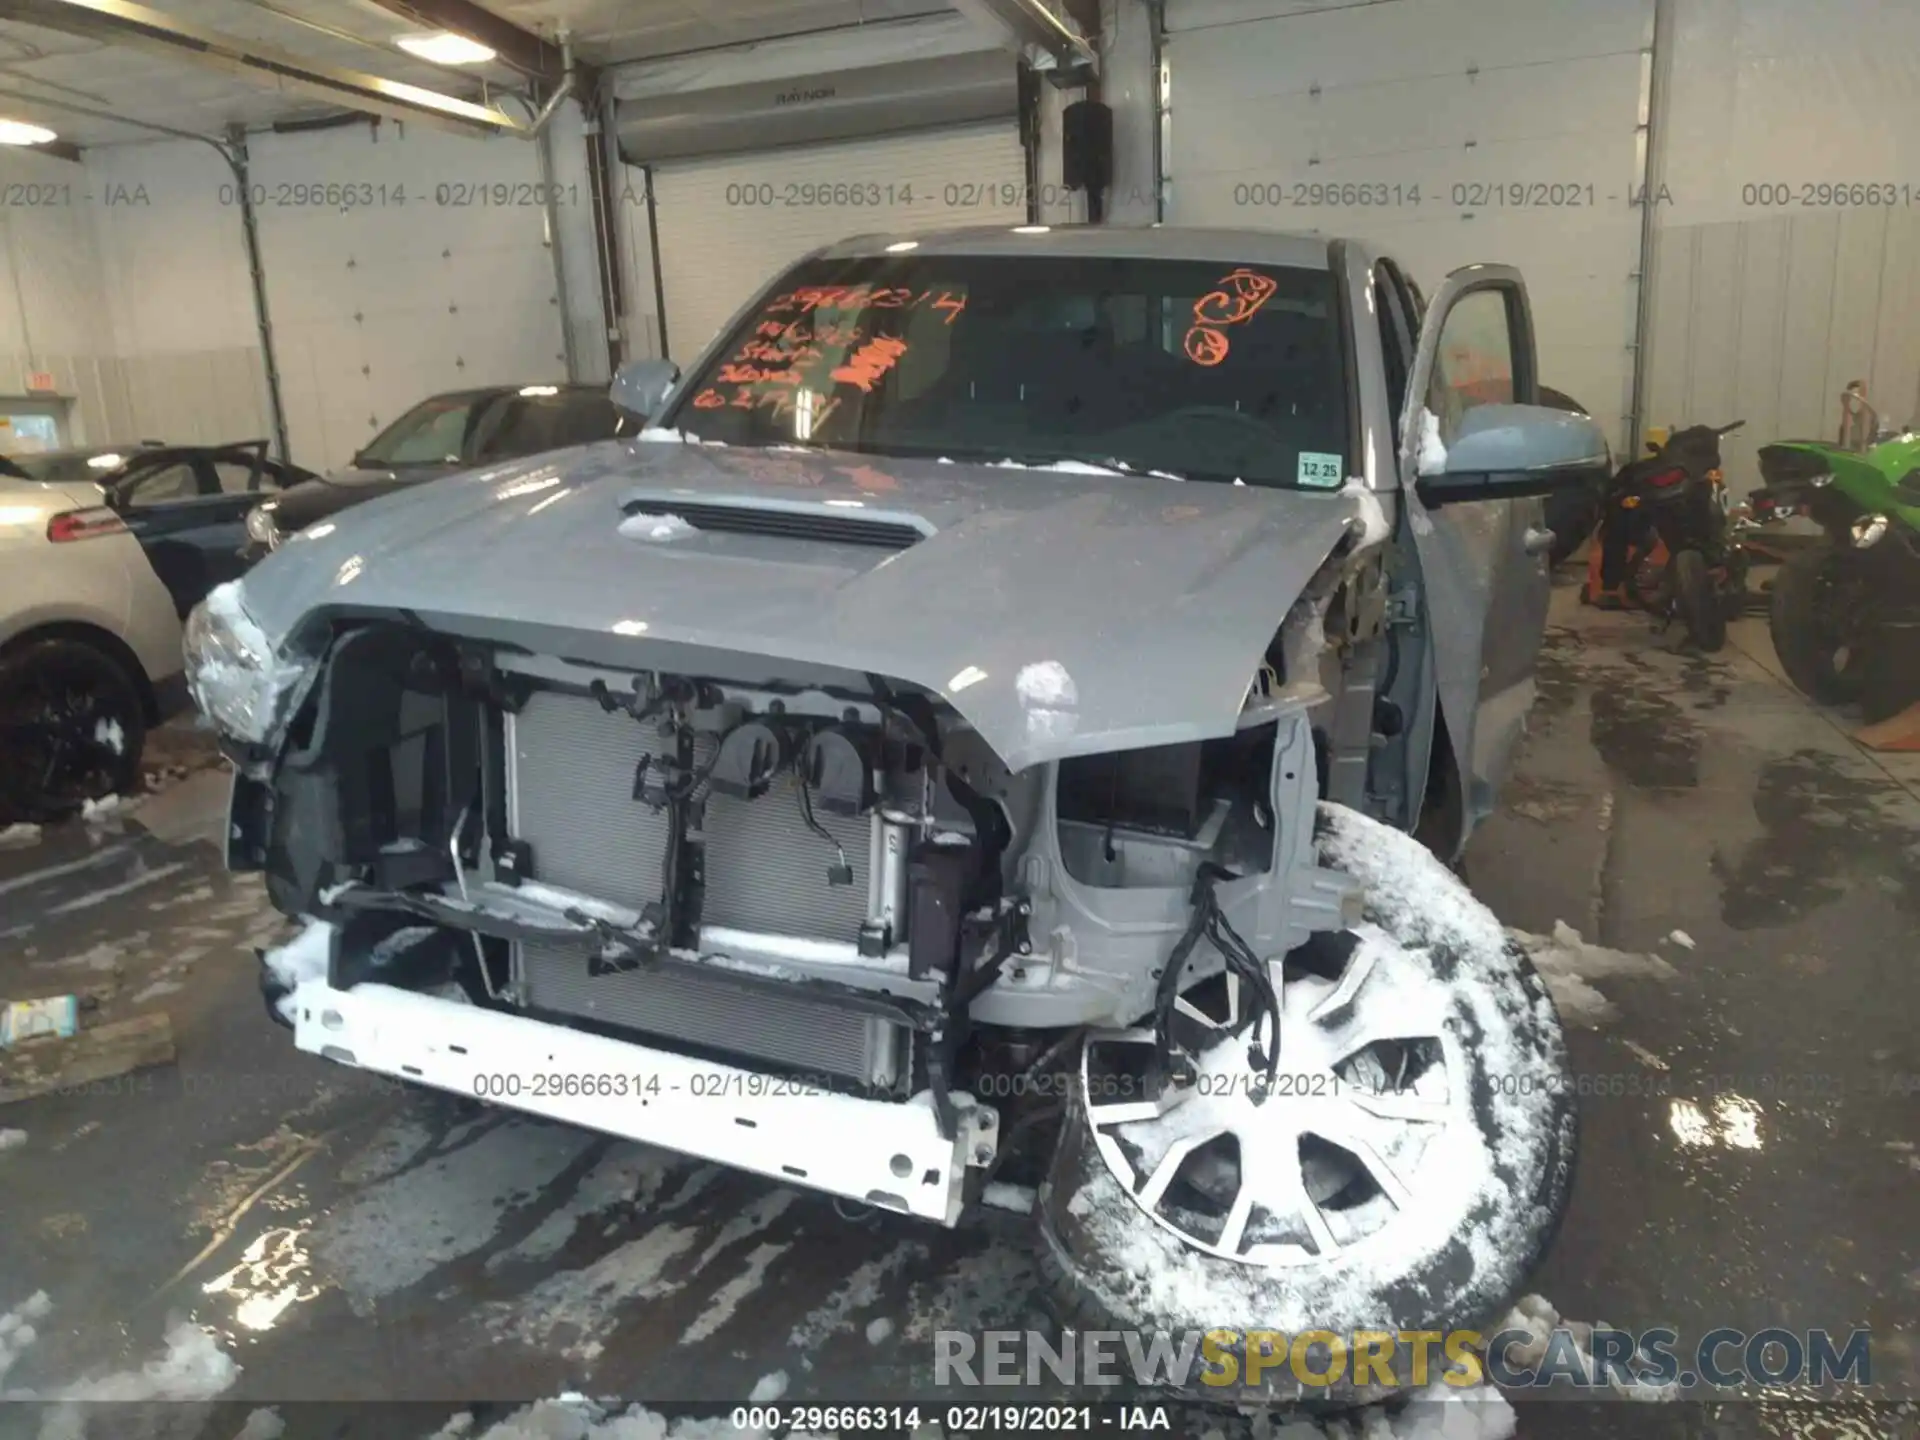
209;459;264;494
124;462;203;506
1427;289;1515;445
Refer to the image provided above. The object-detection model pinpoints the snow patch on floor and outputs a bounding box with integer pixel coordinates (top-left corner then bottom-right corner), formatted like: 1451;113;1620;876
35;1318;239;1407
314;1118;597;1312
863;1316;893;1346
678;1241;791;1345
0;823;41;849
1496;1292;1678;1402
786;1240;928;1350
1667;929;1696;950
1508;921;1680;1028
0;1290;53;1388
980;1181;1037;1214
48;859;185;914
497;1223;700;1362
0;1129;25;1154
93;717;125;756
488;1146;685;1270
448;1395;800;1439
747;1371;787;1403
897;1242;1037;1345
230;1408;286;1440
79;794;129;823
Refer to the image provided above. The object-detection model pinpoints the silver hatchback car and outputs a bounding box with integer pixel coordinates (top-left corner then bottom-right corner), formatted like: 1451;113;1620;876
188;227;1607;1391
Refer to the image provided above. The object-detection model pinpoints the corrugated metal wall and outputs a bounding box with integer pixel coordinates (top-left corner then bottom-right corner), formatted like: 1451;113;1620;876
1642;0;1920;488
250;125;568;472
0;149;127;446
1643;212;1920;485
89;141;273;449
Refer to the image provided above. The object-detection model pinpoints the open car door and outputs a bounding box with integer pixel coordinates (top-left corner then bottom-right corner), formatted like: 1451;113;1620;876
1392;263;1557;845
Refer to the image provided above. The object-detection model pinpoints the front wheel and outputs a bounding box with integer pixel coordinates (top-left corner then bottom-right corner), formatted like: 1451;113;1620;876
1036;804;1576;1403
1672;548;1727;651
1768;546;1870;705
0;638;147;823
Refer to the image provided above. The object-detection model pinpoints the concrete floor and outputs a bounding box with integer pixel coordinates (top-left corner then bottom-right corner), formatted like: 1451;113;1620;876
1;579;1917;1438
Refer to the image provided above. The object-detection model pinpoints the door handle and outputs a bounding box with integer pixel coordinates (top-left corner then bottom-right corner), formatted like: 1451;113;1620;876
1523;526;1557;556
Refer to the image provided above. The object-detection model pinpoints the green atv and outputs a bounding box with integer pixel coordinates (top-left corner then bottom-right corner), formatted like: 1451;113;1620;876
1755;431;1920;722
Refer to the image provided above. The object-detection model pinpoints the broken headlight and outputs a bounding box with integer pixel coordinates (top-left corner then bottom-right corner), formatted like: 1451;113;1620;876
183;582;307;744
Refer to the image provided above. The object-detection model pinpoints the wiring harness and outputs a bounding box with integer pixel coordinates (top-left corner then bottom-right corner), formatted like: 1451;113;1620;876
1149;862;1282;1102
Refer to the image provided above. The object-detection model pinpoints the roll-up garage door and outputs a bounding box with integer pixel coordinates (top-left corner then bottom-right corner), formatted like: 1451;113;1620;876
649;124;1028;360
251;126;566;471
1162;0;1653;448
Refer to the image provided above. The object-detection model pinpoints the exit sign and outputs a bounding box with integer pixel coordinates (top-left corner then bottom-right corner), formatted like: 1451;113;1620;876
25;371;55;393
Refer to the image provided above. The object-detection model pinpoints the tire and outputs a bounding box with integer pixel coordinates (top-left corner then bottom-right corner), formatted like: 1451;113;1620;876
0;638;147;823
1035;804;1576;1404
1858;623;1920;725
1672;548;1726;652
1768;546;1869;705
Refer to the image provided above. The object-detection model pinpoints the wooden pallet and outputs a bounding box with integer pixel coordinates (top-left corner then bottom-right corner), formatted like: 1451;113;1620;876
0;1012;176;1106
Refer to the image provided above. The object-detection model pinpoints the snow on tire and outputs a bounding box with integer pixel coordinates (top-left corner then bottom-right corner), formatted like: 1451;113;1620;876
1036;802;1576;1402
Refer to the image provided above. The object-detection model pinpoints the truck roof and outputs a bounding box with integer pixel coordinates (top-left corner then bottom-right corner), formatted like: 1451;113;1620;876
817;224;1336;270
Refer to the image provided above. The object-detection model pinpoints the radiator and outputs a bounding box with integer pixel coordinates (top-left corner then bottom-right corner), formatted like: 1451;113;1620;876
505;689;902;1087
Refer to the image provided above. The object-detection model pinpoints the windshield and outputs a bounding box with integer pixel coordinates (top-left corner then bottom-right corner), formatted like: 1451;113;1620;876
12;450;132;483
666;254;1349;487
357;390;619;468
356;394;490;468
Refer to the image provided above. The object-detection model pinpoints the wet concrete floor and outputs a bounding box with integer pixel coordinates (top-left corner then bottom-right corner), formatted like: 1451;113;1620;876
0;582;1916;1439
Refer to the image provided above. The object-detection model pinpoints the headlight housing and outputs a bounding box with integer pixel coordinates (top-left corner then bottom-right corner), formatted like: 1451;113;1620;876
183;582;305;744
245;503;282;550
1851;513;1889;549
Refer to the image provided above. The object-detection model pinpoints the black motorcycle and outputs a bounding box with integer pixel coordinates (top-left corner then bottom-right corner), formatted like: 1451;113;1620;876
1583;421;1748;652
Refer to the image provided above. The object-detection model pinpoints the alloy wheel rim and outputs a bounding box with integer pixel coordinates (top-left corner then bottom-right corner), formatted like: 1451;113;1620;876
0;669;126;807
1081;925;1464;1270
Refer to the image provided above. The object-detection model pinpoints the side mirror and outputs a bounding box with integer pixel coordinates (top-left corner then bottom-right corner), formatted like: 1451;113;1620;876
611;358;680;425
1417;403;1612;508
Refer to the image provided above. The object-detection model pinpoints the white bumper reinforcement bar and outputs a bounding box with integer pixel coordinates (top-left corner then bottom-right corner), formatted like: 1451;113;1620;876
287;980;997;1224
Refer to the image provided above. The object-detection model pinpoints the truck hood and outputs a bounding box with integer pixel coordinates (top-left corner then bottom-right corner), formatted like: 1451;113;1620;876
240;437;1367;770
263;463;462;533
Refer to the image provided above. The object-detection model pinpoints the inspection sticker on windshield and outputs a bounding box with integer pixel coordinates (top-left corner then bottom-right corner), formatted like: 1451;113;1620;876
1297;452;1344;488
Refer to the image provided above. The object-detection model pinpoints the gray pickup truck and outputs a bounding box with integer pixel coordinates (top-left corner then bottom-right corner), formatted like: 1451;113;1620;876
185;225;1604;1391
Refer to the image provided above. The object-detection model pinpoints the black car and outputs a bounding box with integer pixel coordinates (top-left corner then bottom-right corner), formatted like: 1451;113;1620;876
13;440;316;616
243;384;622;558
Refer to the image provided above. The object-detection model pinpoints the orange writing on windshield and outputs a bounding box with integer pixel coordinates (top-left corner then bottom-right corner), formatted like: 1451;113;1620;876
830;335;909;392
1184;326;1230;367
1184;266;1279;368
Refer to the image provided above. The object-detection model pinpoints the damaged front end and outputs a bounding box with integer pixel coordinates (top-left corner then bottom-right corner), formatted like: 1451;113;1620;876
204;559;1375;1224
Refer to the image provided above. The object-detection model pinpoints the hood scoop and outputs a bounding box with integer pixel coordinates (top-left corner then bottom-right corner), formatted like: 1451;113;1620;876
618;491;934;550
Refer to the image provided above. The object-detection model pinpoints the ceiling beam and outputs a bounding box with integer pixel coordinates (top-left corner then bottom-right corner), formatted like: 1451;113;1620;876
948;0;1095;75
0;0;526;133
352;0;595;91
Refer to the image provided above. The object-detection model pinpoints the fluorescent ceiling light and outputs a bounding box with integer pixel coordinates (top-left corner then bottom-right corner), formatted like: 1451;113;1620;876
518;385;559;396
86;452;126;469
884;240;918;253
395;31;496;65
1012;224;1050;234
0;119;57;145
